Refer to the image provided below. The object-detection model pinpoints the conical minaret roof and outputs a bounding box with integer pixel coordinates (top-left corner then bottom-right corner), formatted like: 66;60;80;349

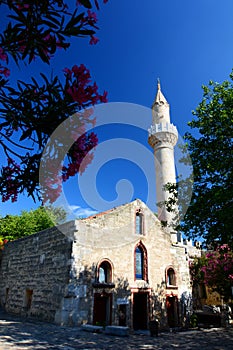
151;79;170;124
152;79;169;109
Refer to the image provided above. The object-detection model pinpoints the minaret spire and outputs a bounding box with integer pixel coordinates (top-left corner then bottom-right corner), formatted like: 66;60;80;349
152;79;170;124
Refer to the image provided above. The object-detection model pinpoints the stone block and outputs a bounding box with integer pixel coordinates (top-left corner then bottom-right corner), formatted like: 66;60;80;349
105;326;129;337
54;310;69;325
81;324;103;333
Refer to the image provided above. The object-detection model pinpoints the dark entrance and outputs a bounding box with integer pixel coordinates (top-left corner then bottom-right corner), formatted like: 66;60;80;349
166;295;179;327
118;304;127;326
93;293;112;326
133;292;148;330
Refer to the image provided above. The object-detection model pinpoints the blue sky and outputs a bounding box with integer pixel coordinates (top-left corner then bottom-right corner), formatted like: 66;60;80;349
1;0;233;218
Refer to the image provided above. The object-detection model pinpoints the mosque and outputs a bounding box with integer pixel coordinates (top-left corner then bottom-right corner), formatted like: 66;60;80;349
0;82;201;330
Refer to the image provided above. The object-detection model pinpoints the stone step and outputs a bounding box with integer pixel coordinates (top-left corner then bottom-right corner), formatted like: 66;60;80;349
105;325;129;337
81;324;103;333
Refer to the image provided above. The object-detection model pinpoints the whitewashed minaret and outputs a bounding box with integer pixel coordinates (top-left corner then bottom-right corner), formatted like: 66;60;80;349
148;80;178;240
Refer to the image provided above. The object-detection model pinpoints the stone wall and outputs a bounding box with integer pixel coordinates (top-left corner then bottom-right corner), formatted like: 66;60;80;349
56;199;193;328
0;223;73;322
0;200;198;329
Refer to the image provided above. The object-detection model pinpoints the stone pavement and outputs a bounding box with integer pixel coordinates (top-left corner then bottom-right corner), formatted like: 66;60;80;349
0;310;233;350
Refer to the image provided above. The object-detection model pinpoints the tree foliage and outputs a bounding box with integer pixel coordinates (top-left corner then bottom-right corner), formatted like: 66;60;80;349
0;205;67;243
0;0;108;203
189;254;207;286
190;245;233;301
166;71;233;248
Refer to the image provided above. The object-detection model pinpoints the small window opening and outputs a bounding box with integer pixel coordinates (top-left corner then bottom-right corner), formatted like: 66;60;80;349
98;261;112;283
136;211;143;234
5;288;9;306
167;268;176;286
24;289;33;310
177;232;182;242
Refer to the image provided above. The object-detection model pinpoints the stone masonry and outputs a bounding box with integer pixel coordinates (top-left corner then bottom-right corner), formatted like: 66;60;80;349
0;199;200;329
0;222;74;322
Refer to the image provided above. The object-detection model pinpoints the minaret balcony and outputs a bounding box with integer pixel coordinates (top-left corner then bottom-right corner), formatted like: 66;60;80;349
148;123;178;149
149;122;178;135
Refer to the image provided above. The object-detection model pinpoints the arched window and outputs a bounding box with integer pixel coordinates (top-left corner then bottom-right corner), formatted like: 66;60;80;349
135;210;143;235
166;267;176;287
134;242;148;281
98;260;112;284
135;246;143;279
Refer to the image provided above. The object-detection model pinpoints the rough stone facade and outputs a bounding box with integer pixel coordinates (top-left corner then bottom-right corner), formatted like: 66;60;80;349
0;222;74;322
0;199;200;330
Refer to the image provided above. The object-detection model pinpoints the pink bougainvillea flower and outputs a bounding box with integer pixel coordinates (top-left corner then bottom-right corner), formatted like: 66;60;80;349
56;40;70;50
0;47;8;61
0;66;10;77
89;35;99;45
17;3;30;10
100;90;108;103
87;10;98;23
63;67;72;78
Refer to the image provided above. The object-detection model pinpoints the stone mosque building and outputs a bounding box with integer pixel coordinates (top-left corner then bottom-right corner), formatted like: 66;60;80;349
0;83;200;330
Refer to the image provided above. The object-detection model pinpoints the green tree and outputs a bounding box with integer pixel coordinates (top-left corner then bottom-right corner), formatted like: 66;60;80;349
189;254;207;286
166;71;233;248
0;205;66;241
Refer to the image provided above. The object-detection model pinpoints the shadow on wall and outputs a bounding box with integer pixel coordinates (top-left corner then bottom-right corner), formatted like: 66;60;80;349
150;282;193;330
113;277;130;327
58;262;132;328
150;282;168;330
56;262;192;329
55;263;96;326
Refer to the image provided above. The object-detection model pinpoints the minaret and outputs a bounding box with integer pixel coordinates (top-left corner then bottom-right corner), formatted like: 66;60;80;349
148;80;178;240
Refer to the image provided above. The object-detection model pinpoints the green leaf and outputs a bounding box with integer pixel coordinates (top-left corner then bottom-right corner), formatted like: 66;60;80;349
78;29;95;36
41;19;59;30
37;46;50;64
78;0;92;9
19;128;32;141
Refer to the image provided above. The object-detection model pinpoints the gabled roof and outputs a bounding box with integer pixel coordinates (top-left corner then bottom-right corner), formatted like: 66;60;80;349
82;198;158;222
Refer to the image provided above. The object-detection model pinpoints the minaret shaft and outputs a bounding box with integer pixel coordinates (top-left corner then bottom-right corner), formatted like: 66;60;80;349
148;81;178;229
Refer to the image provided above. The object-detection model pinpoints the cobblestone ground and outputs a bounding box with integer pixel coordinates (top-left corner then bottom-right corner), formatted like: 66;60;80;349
0;311;233;350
